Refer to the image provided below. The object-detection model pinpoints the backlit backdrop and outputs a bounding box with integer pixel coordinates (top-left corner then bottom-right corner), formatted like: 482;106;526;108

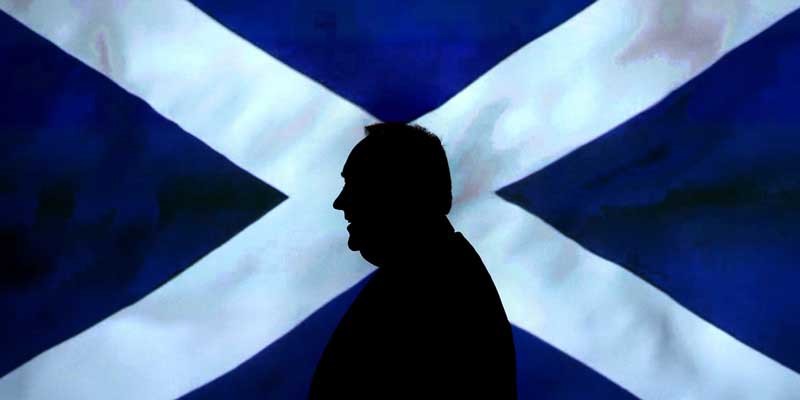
2;1;800;398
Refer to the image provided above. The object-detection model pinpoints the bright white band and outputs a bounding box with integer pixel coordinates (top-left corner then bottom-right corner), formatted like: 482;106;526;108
1;0;374;398
418;0;800;197
0;0;375;197
452;194;800;399
0;193;373;399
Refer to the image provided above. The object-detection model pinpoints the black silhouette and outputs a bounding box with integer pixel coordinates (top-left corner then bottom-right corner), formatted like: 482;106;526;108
308;123;517;399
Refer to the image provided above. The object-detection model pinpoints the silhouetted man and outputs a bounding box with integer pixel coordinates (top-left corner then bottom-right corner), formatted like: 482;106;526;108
308;123;517;399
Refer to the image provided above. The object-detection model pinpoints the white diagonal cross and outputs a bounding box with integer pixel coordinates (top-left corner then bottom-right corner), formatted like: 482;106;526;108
2;0;800;399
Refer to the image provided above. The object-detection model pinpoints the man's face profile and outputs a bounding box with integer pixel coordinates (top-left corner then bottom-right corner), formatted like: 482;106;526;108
332;123;453;266
333;138;388;255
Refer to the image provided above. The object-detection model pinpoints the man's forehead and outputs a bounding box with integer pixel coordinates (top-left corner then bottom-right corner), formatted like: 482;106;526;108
341;138;374;178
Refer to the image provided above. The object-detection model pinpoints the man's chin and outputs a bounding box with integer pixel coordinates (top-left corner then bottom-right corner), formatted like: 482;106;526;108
347;236;360;251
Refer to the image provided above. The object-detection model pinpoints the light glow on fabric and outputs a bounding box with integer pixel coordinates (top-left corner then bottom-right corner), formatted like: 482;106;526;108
2;0;800;399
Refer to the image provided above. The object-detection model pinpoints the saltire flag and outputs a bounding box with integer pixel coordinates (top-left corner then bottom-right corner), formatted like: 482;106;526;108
2;0;800;398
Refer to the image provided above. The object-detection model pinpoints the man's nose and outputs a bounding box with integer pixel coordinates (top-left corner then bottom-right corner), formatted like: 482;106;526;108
333;190;345;210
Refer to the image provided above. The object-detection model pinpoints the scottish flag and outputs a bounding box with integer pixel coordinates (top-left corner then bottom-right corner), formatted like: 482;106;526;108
2;1;800;398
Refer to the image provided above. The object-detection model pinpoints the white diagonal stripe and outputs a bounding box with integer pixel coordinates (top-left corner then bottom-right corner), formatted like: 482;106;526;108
1;0;374;398
0;0;375;197
0;193;373;400
451;194;800;399
418;0;800;198
416;0;800;397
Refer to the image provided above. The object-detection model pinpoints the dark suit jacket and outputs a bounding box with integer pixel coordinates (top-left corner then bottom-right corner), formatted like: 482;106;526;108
308;230;517;399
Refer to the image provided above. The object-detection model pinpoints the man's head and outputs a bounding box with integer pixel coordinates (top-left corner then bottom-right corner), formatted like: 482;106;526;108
333;123;452;265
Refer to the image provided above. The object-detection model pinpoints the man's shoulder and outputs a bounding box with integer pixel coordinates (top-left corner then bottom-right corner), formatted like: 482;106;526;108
447;231;487;268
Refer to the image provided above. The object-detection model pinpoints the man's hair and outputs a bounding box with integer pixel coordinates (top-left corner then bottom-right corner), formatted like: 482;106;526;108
361;122;452;216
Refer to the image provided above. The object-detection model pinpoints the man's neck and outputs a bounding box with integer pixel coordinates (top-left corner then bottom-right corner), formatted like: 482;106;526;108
377;215;456;269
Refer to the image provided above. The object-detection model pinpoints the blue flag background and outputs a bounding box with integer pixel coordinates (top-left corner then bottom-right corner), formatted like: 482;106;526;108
2;1;800;398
